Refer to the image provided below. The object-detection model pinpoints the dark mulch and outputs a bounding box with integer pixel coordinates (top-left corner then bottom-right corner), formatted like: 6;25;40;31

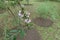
32;17;53;27
23;28;42;40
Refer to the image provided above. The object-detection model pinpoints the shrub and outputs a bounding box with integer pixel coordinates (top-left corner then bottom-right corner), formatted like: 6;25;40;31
0;0;6;9
36;0;60;2
36;3;59;20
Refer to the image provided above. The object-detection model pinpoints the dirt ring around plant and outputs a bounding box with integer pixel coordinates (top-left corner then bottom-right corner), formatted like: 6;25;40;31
32;17;53;27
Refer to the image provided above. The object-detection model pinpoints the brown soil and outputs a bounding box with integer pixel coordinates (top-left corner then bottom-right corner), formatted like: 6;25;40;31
16;28;42;40
23;29;42;40
0;22;42;40
24;4;32;6
0;28;4;37
0;9;5;14
10;23;41;40
33;17;53;27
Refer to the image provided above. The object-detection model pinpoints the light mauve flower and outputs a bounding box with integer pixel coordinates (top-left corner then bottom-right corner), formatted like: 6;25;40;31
25;18;31;23
18;10;24;18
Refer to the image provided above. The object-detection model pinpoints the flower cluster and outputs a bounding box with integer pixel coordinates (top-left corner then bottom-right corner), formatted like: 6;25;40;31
25;11;30;18
25;18;31;23
18;10;31;24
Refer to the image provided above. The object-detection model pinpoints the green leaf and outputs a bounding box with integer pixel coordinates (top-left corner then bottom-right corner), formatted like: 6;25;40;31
0;0;6;9
13;36;17;40
10;30;18;33
20;30;25;38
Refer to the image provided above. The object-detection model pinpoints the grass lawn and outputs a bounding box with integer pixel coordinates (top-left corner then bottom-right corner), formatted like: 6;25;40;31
0;1;60;40
25;1;60;40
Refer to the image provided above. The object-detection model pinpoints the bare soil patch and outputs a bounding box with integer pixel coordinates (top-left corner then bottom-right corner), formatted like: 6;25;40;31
16;28;42;40
0;28;4;37
23;28;42;40
0;9;5;14
32;17;53;27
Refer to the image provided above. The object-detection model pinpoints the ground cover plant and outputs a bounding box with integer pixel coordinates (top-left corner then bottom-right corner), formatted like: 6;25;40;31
0;0;33;40
0;0;60;40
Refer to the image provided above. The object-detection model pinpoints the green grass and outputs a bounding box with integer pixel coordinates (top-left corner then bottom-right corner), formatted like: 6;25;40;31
24;1;60;40
0;1;60;40
31;2;60;40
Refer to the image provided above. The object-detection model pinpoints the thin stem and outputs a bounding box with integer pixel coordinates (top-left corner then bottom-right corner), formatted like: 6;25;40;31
4;25;8;40
7;7;15;18
7;7;17;24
